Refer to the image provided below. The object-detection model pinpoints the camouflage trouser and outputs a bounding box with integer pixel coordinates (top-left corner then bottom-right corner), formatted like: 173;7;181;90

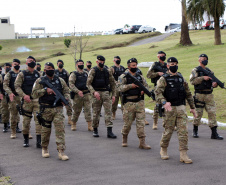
92;91;113;128
1;96;10;123
41;106;65;151
112;87;123;113
65;99;72;117
22;99;42;135
72;93;92;123
160;105;188;151
121;100;146;138
9;96;21;130
153;104;159;120
193;93;217;128
0;99;2;115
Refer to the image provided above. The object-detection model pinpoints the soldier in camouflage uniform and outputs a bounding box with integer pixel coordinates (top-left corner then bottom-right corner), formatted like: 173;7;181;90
36;63;45;76
155;57;197;164
15;56;42;148
87;55;117;138
3;59;22;139
55;59;73;125
69;59;93;131
190;54;223;140
147;51;167;130
32;62;69;160
0;63;12;132
110;56;125;120
0;66;2;123
119;58;151;149
84;61;92;73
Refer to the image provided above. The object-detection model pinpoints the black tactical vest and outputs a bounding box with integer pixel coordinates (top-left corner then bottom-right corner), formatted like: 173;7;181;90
22;70;40;95
74;71;88;91
9;71;20;95
151;62;167;86
112;65;125;81
0;74;5;94
55;69;68;85
163;73;186;106
136;68;143;76
123;72;143;96
194;67;212;91
39;76;63;107
92;66;109;91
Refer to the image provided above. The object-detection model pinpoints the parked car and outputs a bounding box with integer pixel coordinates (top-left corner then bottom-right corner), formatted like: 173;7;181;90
123;26;131;34
220;19;225;29
63;33;71;37
114;28;123;34
28;35;36;39
202;21;213;30
86;33;95;36
130;25;142;33
169;27;181;32
102;31;113;35
50;34;60;38
39;35;47;38
138;25;156;33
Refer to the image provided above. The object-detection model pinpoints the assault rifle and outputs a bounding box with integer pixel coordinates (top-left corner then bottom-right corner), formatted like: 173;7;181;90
152;64;168;74
197;66;226;89
156;104;164;117
124;72;154;100
39;77;70;107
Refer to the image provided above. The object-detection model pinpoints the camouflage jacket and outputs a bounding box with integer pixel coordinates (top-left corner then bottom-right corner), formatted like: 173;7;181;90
31;75;70;100
69;70;88;93
118;72;148;93
190;66;214;86
14;69;39;98
86;66;116;96
3;70;20;95
146;61;166;79
155;72;195;109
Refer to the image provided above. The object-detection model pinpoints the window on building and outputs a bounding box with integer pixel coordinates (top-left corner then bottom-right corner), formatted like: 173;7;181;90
1;19;8;23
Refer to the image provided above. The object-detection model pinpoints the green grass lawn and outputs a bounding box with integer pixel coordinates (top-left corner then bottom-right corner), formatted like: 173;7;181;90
1;30;226;122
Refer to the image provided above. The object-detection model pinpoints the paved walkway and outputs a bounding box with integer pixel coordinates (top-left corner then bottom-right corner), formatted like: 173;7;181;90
0;108;226;185
128;33;174;47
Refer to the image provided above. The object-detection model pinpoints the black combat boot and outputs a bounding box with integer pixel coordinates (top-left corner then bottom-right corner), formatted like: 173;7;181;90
193;125;199;138
211;126;224;140
16;123;22;133
3;123;8;133
23;134;29;147
36;135;42;148
93;128;99;137
107;127;117;139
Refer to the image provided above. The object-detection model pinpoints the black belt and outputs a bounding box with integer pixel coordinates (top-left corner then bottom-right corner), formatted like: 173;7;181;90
40;104;62;108
94;88;109;92
195;90;212;94
125;97;142;103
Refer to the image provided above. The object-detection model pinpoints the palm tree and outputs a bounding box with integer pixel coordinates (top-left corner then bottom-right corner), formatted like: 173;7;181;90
180;0;193;46
187;0;225;45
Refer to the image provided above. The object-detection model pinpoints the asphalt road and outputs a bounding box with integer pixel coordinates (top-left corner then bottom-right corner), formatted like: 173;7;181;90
0;107;226;185
128;32;175;47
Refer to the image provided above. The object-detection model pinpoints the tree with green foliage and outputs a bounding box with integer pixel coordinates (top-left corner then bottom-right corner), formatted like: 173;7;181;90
187;0;225;45
180;0;193;46
64;39;71;48
0;45;2;50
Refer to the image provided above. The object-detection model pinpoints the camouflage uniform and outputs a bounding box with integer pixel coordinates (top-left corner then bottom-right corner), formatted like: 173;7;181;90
14;69;41;135
3;71;21;134
0;74;10;126
109;65;125;115
190;67;217;128
55;69;72;121
69;71;92;123
155;72;195;151
119;73;148;138
32;75;70;151
86;66;116;128
147;61;167;128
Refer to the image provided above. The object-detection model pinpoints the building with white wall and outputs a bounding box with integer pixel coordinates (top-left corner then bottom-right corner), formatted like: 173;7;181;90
0;17;15;40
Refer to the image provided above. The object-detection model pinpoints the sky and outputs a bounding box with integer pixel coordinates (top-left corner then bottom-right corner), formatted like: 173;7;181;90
0;0;222;34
